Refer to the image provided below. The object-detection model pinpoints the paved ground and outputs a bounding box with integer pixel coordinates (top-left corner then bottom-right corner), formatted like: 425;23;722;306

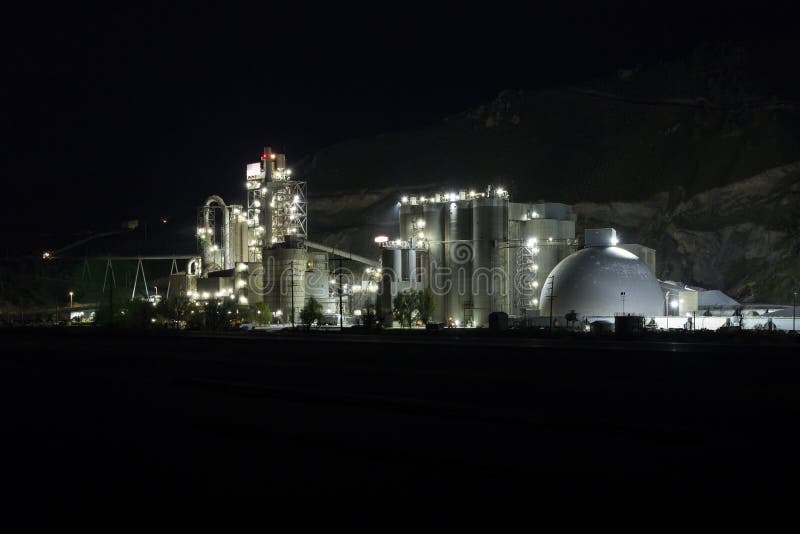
2;328;799;503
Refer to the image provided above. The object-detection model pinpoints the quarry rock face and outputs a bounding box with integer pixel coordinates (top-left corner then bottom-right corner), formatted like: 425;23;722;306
573;163;800;302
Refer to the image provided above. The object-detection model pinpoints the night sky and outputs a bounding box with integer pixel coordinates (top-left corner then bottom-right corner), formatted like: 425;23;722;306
3;3;797;252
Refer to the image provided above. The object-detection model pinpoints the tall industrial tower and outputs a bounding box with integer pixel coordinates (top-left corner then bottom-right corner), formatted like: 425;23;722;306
246;147;307;262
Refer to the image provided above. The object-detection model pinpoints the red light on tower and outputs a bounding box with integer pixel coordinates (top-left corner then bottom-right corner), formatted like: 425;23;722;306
261;153;267;160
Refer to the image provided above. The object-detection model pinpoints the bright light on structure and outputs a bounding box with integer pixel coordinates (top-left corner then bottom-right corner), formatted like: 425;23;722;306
416;219;425;228
237;280;247;288
454;319;460;327
526;238;535;247
401;196;408;203
239;296;249;305
670;300;679;309
418;232;425;239
611;237;619;246
533;298;539;306
354;309;362;316
495;187;505;196
374;235;389;244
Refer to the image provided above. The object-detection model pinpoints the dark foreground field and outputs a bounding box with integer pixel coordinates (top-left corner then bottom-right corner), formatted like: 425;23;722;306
2;328;799;502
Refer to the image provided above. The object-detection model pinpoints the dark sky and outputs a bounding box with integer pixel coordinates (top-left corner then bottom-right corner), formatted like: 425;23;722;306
3;2;798;251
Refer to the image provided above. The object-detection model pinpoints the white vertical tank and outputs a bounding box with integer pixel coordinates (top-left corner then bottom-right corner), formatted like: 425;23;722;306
263;246;307;325
471;197;507;326
423;203;445;322
444;200;473;325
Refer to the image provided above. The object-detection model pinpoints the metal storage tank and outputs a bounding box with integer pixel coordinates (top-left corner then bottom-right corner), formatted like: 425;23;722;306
444;200;473;325
263;246;307;324
471;197;508;326
379;248;402;322
304;268;329;300
423;203;445;322
230;216;249;265
539;246;664;318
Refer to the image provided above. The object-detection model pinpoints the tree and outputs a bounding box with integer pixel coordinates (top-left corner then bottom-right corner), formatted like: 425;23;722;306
156;298;191;326
204;298;237;330
417;289;436;325
94;293;128;327
565;310;578;328
362;303;377;331
393;290;419;328
254;301;272;324
299;297;323;331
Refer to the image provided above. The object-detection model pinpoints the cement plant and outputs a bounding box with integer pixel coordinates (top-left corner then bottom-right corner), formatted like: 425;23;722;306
13;144;795;335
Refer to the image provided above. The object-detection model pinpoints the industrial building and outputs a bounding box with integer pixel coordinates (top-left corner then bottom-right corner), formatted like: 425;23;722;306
379;187;578;327
160;148;794;332
184;147;379;326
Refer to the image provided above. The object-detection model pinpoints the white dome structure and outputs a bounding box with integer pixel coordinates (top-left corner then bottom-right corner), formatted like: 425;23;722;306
538;246;664;318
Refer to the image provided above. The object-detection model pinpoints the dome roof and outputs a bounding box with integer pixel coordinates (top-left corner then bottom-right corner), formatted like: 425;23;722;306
538;246;664;318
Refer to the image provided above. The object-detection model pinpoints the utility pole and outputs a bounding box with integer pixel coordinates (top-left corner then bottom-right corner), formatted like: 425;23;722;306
290;260;295;328
336;258;344;332
620;291;626;315
548;274;556;333
793;290;797;333
109;273;113;327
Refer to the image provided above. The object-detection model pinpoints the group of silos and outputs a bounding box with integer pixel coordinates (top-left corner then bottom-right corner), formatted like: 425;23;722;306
389;193;511;327
381;191;577;327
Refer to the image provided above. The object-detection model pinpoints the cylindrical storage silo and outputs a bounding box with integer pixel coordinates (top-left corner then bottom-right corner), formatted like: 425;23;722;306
444;200;473;325
472;197;507;326
423;203;445;322
304;268;329;300
380;248;402;323
230;216;249;265
263;247;307;325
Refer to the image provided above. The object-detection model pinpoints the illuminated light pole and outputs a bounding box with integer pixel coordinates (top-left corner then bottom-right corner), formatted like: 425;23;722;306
69;291;74;309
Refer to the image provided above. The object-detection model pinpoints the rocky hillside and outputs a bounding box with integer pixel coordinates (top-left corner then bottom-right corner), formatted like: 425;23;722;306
573;162;800;302
304;44;800;303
